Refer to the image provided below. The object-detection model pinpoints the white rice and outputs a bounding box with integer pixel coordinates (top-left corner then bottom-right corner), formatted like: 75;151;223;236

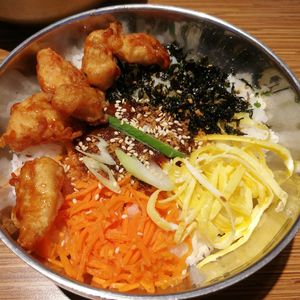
186;231;212;266
227;73;279;143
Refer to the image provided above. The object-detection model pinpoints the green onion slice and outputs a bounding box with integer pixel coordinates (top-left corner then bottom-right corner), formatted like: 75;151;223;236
108;116;186;158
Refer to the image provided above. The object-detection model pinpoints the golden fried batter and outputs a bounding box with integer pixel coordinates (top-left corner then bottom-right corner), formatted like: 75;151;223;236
52;84;107;125
12;157;66;250
82;23;121;90
37;48;88;93
82;22;170;89
0;92;81;152
82;42;120;91
116;33;170;69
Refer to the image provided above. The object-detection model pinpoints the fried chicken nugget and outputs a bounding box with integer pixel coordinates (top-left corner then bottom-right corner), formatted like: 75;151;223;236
37;48;88;93
82;22;170;90
11;157;65;250
0;92;81;152
116;33;170;69
82;24;121;91
52;84;107;125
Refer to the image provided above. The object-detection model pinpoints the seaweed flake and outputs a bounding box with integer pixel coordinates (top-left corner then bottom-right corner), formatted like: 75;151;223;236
106;42;253;136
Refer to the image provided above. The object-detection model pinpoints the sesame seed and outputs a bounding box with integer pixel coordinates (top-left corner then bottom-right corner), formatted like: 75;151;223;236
115;247;120;254
94;194;99;201
86;137;91;142
72;198;77;204
149;150;154;155
121;214;128;219
137;232;143;236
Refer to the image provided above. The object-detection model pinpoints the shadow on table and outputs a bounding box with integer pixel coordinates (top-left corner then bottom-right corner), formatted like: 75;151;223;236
60;239;293;300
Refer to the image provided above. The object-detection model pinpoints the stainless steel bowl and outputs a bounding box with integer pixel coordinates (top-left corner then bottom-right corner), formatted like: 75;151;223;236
0;4;299;299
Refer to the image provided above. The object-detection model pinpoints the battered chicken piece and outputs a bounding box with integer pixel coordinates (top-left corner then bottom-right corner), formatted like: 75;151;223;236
82;21;170;90
82;24;121;91
0;92;81;152
52;84;107;125
11;157;66;250
37;48;88;93
116;33;170;69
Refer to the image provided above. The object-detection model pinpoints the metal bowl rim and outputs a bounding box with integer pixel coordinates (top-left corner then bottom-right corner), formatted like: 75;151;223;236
0;4;299;299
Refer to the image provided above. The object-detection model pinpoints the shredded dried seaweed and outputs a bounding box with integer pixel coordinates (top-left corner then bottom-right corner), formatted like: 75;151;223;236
107;42;252;136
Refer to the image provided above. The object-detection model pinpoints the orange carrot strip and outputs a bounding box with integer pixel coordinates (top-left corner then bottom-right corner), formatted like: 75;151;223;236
128;250;141;265
43;176;189;294
57;247;76;278
66;182;98;200
143;221;156;246
123;249;134;266
136;239;151;266
111;282;140;292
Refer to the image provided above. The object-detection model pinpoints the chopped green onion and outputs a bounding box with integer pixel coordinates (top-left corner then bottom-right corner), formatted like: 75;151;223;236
108;116;186;158
115;149;173;191
82;156;120;193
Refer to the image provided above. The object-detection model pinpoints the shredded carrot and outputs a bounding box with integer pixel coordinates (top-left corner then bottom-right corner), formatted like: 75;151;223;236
36;176;190;293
